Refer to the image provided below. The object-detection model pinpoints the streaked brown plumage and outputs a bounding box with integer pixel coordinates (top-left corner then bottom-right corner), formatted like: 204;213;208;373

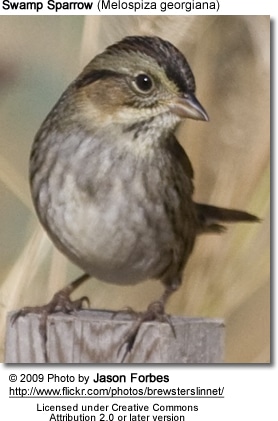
14;36;259;358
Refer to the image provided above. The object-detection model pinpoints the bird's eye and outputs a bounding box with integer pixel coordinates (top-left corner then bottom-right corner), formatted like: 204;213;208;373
133;73;154;93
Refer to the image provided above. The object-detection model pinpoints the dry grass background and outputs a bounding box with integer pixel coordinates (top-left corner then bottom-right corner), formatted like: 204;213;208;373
0;16;270;363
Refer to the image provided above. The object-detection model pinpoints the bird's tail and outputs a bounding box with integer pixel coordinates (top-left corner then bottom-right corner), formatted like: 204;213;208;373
195;203;260;234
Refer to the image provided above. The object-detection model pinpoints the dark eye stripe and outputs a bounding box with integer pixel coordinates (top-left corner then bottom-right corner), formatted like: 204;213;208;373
106;36;196;93
75;69;120;88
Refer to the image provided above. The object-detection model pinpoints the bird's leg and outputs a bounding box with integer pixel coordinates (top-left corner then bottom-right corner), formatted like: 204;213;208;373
119;285;177;362
12;273;90;322
11;273;90;362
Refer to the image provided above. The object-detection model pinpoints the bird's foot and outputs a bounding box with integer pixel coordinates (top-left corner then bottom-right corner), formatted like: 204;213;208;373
11;289;89;323
119;300;175;362
11;273;90;362
12;273;90;323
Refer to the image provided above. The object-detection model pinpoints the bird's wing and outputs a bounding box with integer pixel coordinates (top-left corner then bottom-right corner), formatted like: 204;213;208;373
167;134;194;180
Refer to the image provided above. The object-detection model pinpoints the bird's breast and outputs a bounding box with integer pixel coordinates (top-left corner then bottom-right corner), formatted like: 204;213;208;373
32;130;196;284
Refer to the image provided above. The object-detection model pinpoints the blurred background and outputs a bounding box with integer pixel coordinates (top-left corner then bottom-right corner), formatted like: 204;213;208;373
0;16;270;363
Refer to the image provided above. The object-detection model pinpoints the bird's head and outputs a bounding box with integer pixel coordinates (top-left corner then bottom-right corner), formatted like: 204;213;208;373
72;36;208;135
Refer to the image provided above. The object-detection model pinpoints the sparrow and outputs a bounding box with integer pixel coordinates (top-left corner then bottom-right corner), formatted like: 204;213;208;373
14;36;259;358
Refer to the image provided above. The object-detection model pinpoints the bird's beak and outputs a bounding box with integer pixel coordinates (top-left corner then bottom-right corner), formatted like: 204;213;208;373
169;92;209;121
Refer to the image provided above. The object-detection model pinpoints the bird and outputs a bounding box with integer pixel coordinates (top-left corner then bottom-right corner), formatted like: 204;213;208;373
14;36;259;358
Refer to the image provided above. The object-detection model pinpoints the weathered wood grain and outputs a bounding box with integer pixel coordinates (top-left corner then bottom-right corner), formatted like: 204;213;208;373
5;310;224;363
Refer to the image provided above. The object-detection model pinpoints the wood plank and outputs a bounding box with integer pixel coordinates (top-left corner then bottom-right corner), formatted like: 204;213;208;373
5;310;224;363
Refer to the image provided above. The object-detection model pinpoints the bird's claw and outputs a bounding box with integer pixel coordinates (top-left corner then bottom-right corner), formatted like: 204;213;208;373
11;290;89;324
11;283;90;362
118;300;175;362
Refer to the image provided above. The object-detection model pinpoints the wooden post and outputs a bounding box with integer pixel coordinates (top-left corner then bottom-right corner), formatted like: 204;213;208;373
5;310;224;363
